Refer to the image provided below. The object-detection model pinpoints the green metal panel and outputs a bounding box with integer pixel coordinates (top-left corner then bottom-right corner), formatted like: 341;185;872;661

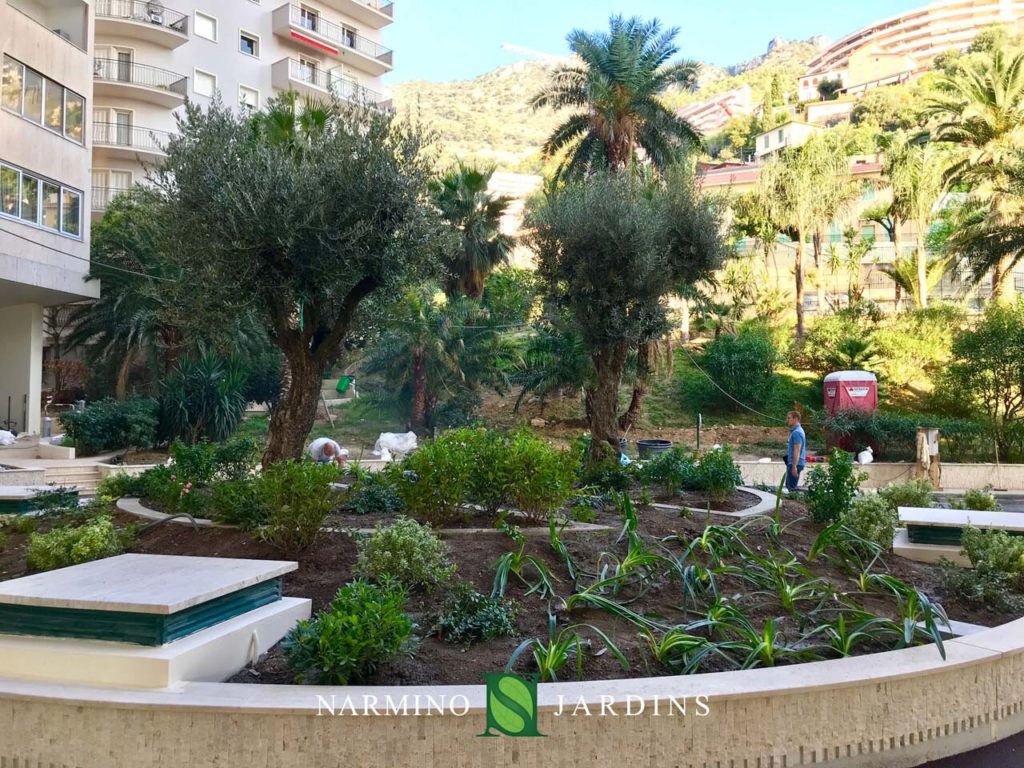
0;489;79;515
906;525;1024;547
0;578;282;646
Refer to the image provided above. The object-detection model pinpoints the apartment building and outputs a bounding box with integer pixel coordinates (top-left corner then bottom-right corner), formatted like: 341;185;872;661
1;0;97;434
91;0;394;214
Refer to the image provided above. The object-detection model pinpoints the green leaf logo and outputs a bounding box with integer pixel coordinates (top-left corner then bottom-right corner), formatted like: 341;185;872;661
479;673;544;737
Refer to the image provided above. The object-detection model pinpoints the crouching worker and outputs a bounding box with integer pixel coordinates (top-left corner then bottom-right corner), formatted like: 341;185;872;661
307;436;348;467
784;410;806;492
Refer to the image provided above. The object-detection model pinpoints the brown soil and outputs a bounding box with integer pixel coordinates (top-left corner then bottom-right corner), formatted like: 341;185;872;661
675;489;761;513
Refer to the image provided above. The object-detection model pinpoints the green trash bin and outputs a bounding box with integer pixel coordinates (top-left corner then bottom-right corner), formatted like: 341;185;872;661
336;376;352;394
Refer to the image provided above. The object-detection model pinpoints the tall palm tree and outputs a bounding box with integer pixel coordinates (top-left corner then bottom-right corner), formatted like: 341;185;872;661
532;15;701;180
880;254;952;309
924;48;1024;299
431;162;515;300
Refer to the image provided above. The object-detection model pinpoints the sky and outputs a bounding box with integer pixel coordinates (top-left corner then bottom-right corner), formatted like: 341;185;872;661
384;0;932;84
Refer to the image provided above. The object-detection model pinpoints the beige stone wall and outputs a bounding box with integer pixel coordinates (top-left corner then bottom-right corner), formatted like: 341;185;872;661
740;460;1024;490
1;618;1023;768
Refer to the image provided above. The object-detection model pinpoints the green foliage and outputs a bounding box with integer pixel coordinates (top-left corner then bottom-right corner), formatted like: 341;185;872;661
211;480;268;529
512;313;591;411
60;398;159;453
356;517;456;589
139;465;183;509
0;531;5;552
878;479;934;511
500;431;575;520
692;447;743;504
952;487;1002;511
871;305;965;390
698;327;779;410
2;514;36;535
26;516;131;571
638;447;696;494
961;526;1024;591
820;409;987;461
345;471;404;516
850;83;927;132
244;350;283;413
482;267;539;325
797;307;875;375
507;614;627;682
847;494;899;551
434;581;517;644
257;460;340;554
395;431;474;526
95;472;146;500
805;449;864;524
939;562;1024;613
284;580;415;685
160;352;249;445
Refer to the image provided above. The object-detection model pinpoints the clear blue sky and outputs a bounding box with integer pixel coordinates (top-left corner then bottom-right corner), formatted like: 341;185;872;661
385;0;930;83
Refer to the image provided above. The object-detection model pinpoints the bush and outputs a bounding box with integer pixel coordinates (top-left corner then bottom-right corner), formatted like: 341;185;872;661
0;531;6;552
284;580;415;684
952;487;1002;511
482;267;539;325
961;526;1024;591
356;517;455;589
138;465;183;509
501;431;575;520
159;352;249;444
435;581;517;644
257;460;340;554
692;447;742;504
820;409;987;462
60;398;159;453
3;515;37;535
638;447;696;495
878;479;933;511
346;471;404;516
939;561;1024;613
805;449;864;524
170;438;260;485
872;305;965;390
847;494;899;550
95;472;147;500
26;516;130;571
699;327;779;410
798;310;872;374
395;432;474;526
211;479;268;528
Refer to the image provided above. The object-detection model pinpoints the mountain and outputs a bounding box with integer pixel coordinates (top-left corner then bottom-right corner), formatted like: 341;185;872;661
390;40;821;173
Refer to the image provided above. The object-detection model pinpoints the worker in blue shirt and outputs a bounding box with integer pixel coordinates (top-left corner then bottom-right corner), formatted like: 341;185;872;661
784;410;806;492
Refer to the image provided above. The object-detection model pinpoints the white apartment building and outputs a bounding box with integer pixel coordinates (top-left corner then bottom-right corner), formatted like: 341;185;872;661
1;0;98;434
91;0;394;214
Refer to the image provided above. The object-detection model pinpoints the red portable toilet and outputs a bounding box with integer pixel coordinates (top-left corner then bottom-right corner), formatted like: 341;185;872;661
824;371;878;416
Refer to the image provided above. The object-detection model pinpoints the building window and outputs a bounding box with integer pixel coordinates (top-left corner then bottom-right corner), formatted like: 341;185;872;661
194;69;217;98
239;31;260;57
195;11;218;41
239;85;259;112
861;225;875;242
0;162;82;238
299;6;319;31
299;57;319;84
1;57;86;144
763;135;769;149
777;129;784;142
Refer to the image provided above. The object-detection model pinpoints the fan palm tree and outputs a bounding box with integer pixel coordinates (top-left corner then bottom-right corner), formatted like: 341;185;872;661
431;162;515;299
880;254;953;310
532;15;701;180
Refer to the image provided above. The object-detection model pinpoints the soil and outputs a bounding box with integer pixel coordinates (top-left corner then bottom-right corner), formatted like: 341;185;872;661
3;495;1020;688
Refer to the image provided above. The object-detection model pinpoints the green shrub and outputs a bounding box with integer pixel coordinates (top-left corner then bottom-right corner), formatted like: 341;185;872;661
356;517;455;589
137;465;185;510
799;310;873;374
395;432;474;526
26;516;130;571
0;531;6;552
159;352;249;444
284;580;415;684
939;562;1024;613
805;449;864;524
873;305;965;390
501;431;575;520
692;447;743;504
952;487;1002;511
435;581;517;644
847;494;899;550
346;471;404;516
820;410;987;462
211;479;268;528
257;460;340;554
3;515;37;535
95;472;147;500
699;327;779;410
213;437;261;481
878;479;933;512
961;526;1024;591
482;267;539;325
60;398;159;453
170;441;218;485
639;447;696;495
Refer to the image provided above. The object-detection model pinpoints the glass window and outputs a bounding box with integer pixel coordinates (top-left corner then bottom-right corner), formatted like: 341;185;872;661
194;69;216;97
23;68;43;124
299;7;318;30
240;32;259;57
1;166;19;218
41;182;60;230
239;85;259;111
195;12;218;41
61;189;81;236
1;57;23;112
64;90;83;143
44;79;64;133
19;175;38;223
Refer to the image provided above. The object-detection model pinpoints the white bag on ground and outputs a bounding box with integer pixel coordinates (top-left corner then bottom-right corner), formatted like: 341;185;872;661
0;430;14;446
857;446;874;465
373;431;417;459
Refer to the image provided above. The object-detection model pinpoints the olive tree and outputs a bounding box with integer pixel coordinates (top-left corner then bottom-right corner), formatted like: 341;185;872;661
527;168;727;463
153;96;445;464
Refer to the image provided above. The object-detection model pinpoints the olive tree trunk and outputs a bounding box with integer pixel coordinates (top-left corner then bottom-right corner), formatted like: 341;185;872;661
263;340;325;465
585;342;628;464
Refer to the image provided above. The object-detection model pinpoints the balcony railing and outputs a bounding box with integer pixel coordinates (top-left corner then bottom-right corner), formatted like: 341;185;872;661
288;5;392;64
91;186;133;212
94;0;189;35
285;58;385;103
93;58;188;96
93;122;174;154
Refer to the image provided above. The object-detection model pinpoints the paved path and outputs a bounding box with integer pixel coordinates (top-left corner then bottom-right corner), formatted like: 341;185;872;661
921;731;1024;766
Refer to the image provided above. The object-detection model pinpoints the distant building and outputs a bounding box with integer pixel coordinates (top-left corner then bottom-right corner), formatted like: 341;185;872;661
753;121;825;160
676;85;757;135
797;0;1024;101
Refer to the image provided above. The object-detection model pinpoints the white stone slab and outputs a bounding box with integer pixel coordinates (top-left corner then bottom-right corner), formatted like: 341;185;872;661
893;528;971;568
0;554;297;614
898;506;1024;530
0;596;310;688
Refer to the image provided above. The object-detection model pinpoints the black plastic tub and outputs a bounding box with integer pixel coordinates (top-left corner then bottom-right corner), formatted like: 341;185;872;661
636;439;673;459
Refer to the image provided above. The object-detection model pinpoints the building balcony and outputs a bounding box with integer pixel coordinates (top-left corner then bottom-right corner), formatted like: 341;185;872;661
94;0;189;49
93;58;187;108
272;4;393;76
91;185;132;214
271;57;389;107
92;122;174;160
315;0;393;29
7;0;89;51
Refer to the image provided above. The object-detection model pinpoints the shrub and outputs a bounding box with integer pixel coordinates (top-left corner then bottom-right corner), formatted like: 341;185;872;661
435;581;517;644
872;305;965;391
939;562;1024;613
356;517;455;589
284;580;415;684
159;352;249;444
213;437;261;481
346;471;404;516
138;465;184;509
699;327;779;410
878;479;933;512
257;460;340;554
0;531;6;552
952;487;1002;511
60;398;159;453
805;449;864;524
501;432;575;520
482;267;539;325
692;447;742;504
639;447;696;495
211;479;268;528
170;437;260;486
847;494;899;550
395;432;474;526
95;472;147;500
26;516;130;571
799;310;873;374
3;515;37;535
820;409;987;462
961;526;1024;591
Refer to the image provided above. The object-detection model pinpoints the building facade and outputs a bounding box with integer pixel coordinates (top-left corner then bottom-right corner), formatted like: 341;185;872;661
1;0;98;434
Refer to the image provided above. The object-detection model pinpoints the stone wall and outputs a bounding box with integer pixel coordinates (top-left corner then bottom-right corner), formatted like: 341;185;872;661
740;461;1024;490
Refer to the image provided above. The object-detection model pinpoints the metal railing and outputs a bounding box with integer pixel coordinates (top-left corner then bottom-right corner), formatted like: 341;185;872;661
93;58;188;96
94;0;189;35
288;5;392;63
286;58;385;104
91;186;133;212
93;122;174;154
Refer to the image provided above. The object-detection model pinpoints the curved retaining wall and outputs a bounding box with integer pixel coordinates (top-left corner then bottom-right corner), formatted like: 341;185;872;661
1;617;1023;768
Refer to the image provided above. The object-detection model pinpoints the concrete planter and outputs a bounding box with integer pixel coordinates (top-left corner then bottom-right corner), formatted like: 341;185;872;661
96;463;162;479
0;467;46;486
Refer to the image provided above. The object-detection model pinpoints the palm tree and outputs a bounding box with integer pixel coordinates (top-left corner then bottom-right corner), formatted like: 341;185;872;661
924;48;1024;299
880;254;952;309
431;162;515;300
532;15;701;180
